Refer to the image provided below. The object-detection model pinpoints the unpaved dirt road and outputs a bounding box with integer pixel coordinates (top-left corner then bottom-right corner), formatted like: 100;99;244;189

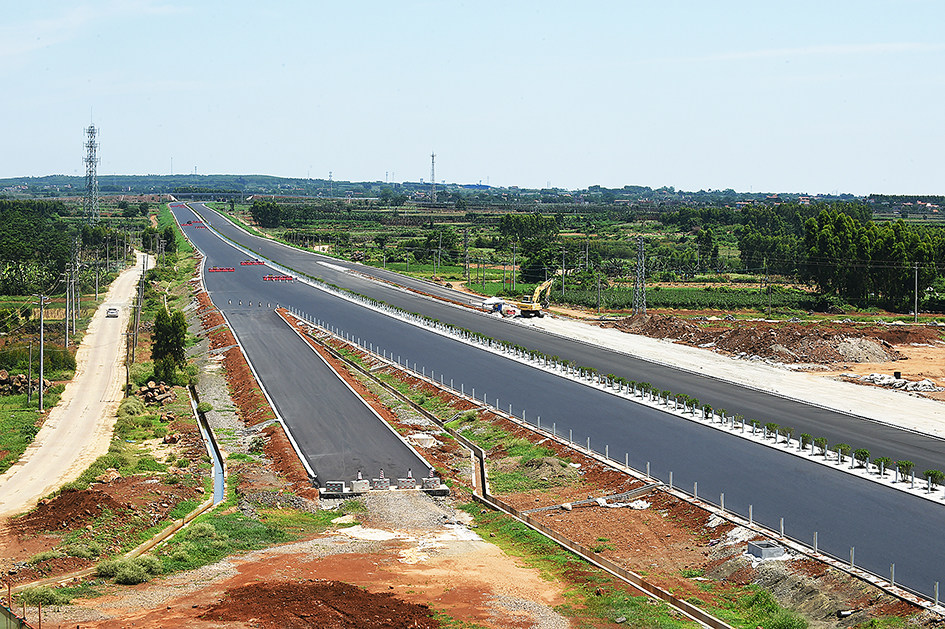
0;252;151;518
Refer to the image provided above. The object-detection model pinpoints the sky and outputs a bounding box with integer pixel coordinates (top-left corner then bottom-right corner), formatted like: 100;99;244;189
2;1;943;195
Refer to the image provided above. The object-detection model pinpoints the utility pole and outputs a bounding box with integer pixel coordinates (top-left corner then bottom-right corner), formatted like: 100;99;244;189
512;240;517;292
915;262;919;323
463;228;469;284
597;275;601;315
33;295;48;411
561;248;566;302
64;267;70;349
27;341;32;405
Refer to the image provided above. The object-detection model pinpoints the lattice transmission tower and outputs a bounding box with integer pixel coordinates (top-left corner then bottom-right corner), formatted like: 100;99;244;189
83;124;100;222
632;236;646;315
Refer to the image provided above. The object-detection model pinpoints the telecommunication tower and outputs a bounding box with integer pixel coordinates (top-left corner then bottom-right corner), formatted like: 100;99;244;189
83;124;100;222
632;236;646;315
430;152;436;203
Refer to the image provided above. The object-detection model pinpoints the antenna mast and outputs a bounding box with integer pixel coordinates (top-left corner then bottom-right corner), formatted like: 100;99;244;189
84;124;100;222
430;152;436;203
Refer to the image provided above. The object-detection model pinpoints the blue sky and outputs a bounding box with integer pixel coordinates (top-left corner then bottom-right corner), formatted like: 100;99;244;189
2;1;943;195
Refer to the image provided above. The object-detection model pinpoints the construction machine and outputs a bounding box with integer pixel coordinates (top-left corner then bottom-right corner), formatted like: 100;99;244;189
513;278;555;317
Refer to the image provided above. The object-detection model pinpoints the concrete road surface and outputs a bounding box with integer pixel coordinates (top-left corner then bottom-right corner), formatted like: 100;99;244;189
0;252;149;518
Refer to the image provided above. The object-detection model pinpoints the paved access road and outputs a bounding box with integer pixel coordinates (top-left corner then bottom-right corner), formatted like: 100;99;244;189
191;203;945;477
172;204;429;485
175;203;944;598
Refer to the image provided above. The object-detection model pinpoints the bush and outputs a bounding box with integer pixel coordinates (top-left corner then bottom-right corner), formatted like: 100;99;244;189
813;437;828;455
853;449;870;467
15;586;72;606
835;443;851;461
800;433;812;449
65;541;101;559
896;460;915;478
117;397;145;417
196;402;213;414
96;555;161;585
185;521;217;540
28;549;64;565
95;558;123;579
873;456;891;474
248;436;267;453
924;469;944;488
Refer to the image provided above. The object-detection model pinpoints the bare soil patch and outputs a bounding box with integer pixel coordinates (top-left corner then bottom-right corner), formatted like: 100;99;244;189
602;313;943;364
199;579;441;628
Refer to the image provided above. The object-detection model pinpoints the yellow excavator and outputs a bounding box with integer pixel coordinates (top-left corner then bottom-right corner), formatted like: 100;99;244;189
512;278;555;317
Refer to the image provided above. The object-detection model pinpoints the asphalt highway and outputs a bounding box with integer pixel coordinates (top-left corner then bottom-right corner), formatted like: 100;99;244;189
176;207;429;485
173;203;945;598
191;203;945;477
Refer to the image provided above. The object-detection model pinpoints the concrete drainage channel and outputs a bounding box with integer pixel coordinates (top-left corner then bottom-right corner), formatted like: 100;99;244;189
285;308;945;620
286;311;737;629
5;386;226;627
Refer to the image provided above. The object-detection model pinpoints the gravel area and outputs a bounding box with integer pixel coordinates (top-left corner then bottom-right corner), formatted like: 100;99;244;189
361;491;460;531
488;594;571;629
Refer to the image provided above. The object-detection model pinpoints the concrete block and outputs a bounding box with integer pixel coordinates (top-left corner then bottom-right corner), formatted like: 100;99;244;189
324;481;346;494
350;480;370;493
371;477;391;490
397;477;417;489
747;540;784;559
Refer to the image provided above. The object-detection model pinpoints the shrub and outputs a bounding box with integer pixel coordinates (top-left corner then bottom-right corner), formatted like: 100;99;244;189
800;433;812;449
896;460;915;477
65;541;101;559
873;456;891;474
95;558;124;579
765;422;780;437
28;549;64;565
835;443;851;461
783;427;796;442
196;402;213;414
853;449;870;467
185;522;217;540
924;469;944;488
248;436;267;453
117;397;145;417
15;586;72;606
813;437;828;455
97;555;162;585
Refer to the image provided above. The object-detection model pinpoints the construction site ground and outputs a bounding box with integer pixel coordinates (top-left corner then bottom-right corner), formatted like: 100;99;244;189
4;271;945;627
27;306;937;628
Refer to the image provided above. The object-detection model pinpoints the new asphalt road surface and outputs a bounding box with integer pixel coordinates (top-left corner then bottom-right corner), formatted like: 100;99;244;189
191;203;945;477
174;203;945;598
177;205;429;485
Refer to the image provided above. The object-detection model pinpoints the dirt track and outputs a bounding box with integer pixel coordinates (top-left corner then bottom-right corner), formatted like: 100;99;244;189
0;252;150;518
